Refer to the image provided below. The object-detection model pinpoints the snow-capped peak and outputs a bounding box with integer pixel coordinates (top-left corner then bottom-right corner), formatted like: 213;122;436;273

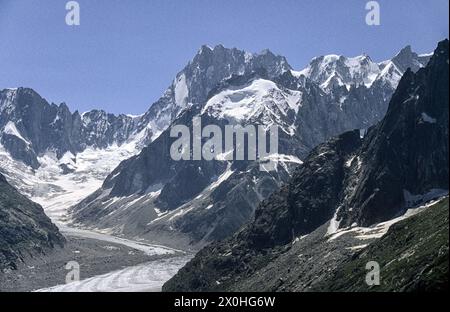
201;78;301;135
292;46;432;93
294;53;381;91
374;60;404;88
389;45;432;73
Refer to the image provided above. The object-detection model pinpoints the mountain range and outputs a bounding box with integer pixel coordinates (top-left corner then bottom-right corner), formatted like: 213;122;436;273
68;44;431;249
0;45;431;249
163;39;449;292
0;43;432;253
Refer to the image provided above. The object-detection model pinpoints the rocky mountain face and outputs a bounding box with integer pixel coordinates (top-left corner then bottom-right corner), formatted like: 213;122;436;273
120;45;293;152
0;172;65;271
0;46;296;218
67;44;431;249
162;40;448;291
0;88;149;168
0;88;156;219
164;197;448;292
68;75;302;248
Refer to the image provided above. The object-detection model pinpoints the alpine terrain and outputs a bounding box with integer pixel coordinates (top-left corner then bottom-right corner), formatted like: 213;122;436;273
163;40;449;291
0;39;442;292
0;172;65;271
67;44;430;250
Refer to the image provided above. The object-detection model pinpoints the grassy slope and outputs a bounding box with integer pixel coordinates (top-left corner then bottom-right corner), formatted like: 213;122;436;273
313;197;449;292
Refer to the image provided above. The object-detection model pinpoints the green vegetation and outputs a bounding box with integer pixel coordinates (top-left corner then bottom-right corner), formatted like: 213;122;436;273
315;198;449;292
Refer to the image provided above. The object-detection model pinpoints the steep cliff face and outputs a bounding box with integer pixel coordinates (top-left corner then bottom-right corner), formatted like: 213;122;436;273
337;40;448;227
0;88;151;168
162;40;448;291
0;173;65;271
232;39;448;248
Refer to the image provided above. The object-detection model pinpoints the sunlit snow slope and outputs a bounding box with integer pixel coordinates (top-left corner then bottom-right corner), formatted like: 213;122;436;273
0;142;140;222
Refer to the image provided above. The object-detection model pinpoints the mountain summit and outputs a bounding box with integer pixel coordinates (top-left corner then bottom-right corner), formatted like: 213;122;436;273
163;39;448;292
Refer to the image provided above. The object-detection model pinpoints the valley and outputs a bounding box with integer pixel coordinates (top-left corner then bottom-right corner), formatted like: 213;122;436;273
0;142;191;292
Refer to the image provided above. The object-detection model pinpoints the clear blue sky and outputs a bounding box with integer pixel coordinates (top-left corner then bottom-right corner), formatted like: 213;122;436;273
0;0;448;115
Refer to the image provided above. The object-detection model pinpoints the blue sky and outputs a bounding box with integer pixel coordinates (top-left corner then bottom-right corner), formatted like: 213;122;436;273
0;0;448;115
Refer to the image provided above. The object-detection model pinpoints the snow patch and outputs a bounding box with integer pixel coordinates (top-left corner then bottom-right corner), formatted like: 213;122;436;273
2;121;31;146
328;197;446;241
326;206;342;235
202;79;302;122
208;166;234;191
174;73;189;110
346;244;368;251
421;112;436;124
403;189;448;208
